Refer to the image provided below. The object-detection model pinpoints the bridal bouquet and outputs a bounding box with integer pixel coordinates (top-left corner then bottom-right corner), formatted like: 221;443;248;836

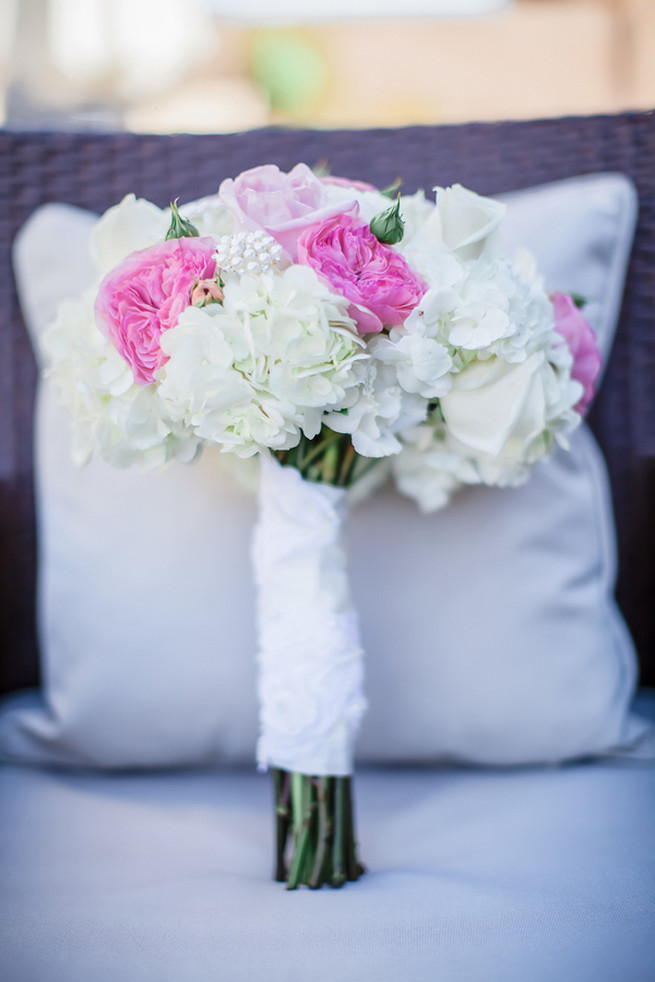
44;163;601;889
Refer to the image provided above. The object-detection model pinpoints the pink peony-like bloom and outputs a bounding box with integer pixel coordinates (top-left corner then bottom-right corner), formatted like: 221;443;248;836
218;163;357;261
552;292;602;415
95;237;216;385
297;213;427;334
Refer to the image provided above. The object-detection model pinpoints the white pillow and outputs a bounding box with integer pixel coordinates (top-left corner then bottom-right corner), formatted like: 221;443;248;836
1;174;652;767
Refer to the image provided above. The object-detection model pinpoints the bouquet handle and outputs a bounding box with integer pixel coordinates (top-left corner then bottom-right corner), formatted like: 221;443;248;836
253;455;367;887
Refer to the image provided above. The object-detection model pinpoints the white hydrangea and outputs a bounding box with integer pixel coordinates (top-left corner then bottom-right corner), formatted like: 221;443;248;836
403;249;555;372
368;324;453;400
42;290;202;469
158;264;366;457
392;424;472;513
324;358;425;458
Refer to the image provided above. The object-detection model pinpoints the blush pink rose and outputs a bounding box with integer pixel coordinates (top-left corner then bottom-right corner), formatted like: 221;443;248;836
297;213;427;334
218;163;357;261
95;237;216;385
319;175;377;192
552;292;602;415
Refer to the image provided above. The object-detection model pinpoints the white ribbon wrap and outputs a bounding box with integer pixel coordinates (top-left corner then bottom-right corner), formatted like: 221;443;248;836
252;455;367;776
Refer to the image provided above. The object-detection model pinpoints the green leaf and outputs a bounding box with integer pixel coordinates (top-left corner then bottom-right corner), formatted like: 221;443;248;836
165;199;200;239
568;292;588;309
312;158;330;177
380;177;402;198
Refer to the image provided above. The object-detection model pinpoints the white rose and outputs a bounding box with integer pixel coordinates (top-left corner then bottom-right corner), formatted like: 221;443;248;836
177;194;236;239
397;190;434;244
434;184;506;261
440;352;547;458
91;194;169;275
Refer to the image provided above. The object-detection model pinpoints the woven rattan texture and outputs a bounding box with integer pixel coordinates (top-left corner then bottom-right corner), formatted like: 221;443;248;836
1;112;654;693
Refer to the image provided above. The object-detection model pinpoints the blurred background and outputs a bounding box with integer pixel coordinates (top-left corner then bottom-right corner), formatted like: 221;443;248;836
1;0;653;133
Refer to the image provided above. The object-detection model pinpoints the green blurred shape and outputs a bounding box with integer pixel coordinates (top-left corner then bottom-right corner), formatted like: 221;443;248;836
252;31;328;113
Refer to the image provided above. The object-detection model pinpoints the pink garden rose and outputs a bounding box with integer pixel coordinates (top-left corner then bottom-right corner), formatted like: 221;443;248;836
552;292;602;415
218;163;357;261
297;213;427;334
95;237;216;385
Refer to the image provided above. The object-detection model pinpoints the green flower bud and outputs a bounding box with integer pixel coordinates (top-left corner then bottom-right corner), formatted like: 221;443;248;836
165;199;200;239
369;194;404;245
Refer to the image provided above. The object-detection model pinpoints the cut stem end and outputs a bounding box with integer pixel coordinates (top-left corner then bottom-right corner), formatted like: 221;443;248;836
272;768;364;890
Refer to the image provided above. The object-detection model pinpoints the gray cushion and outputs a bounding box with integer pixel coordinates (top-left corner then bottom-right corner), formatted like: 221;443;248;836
2;692;654;981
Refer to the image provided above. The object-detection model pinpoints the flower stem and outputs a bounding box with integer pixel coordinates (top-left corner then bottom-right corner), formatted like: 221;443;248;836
286;773;314;890
271;770;364;890
294;431;344;475
331;777;347;888
337;441;357;487
343;777;365;879
273;768;290;882
308;777;330;889
319;439;341;485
